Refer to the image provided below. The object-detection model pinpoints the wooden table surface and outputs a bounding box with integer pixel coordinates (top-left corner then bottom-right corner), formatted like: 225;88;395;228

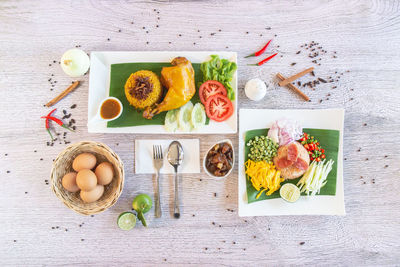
1;0;399;266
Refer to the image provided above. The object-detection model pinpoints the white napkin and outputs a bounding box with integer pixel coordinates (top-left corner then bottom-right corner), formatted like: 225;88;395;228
135;139;200;174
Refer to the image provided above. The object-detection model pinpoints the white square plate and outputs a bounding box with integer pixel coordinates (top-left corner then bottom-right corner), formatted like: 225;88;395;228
87;51;237;134
238;109;345;216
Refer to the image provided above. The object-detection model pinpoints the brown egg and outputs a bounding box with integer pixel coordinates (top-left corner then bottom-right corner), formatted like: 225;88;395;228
80;185;104;203
76;169;97;191
72;153;97;172
61;172;79;193
95;162;114;185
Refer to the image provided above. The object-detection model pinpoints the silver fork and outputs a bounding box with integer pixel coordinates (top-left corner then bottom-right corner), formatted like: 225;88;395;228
153;145;163;218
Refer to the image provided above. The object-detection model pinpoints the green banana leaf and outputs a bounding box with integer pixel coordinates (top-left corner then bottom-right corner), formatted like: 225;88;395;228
107;62;204;128
244;128;339;203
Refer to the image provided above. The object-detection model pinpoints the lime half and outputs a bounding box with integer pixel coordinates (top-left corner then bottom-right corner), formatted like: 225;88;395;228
191;103;206;129
280;183;300;203
117;212;136;230
178;101;194;132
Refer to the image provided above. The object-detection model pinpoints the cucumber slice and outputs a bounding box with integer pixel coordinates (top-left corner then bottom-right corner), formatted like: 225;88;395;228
191;103;206;129
117;212;136;230
177;101;194;132
164;109;179;132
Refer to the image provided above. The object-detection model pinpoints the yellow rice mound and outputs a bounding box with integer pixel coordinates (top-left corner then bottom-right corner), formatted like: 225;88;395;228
124;70;162;110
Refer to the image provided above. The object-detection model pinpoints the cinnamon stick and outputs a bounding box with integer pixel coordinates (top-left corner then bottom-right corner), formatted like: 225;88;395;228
45;81;80;107
276;73;310;101
278;67;314;87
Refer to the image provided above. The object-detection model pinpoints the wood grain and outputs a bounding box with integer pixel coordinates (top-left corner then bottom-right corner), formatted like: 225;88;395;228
0;0;399;265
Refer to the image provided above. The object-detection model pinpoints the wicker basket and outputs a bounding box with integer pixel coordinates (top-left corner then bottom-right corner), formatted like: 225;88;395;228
51;141;124;215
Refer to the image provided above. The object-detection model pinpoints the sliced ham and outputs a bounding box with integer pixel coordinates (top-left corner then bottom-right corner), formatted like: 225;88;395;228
293;157;309;171
273;141;310;179
287;143;299;161
275;157;293;169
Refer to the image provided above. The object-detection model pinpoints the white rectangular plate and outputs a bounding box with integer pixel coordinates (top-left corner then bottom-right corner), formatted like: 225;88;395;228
238;109;345;216
87;51;237;134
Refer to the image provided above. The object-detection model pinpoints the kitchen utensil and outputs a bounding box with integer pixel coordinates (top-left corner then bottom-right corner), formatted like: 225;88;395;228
167;141;184;218
152;145;163;218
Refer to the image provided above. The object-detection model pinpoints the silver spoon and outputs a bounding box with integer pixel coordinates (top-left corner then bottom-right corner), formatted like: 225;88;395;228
167;141;184;219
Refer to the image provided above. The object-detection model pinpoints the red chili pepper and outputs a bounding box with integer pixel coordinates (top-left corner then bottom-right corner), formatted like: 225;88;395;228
43;108;57;141
316;157;321;162
41;115;74;131
321;154;326;159
47;108;57;117
244;40;272;58
44;120;54;141
247;53;278;66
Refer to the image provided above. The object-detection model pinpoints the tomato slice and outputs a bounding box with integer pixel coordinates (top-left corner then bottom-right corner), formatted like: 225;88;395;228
199;80;227;105
205;94;233;122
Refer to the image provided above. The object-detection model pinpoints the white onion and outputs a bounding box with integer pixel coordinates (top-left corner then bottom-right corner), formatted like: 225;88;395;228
60;48;90;77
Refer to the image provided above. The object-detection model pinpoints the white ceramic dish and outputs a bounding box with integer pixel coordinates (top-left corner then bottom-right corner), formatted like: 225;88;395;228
238;108;345;216
203;139;235;179
87;51;237;134
88;97;123;124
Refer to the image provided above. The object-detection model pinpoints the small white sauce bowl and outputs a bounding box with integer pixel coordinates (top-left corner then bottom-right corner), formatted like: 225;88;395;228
203;139;235;179
89;97;123;124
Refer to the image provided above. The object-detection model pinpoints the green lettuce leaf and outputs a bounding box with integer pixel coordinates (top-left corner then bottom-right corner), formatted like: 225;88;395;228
200;55;237;100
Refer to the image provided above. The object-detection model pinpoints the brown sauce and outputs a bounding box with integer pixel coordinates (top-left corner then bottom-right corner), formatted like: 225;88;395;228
100;99;121;119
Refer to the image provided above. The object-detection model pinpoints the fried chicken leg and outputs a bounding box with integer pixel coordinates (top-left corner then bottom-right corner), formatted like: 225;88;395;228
143;57;195;119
